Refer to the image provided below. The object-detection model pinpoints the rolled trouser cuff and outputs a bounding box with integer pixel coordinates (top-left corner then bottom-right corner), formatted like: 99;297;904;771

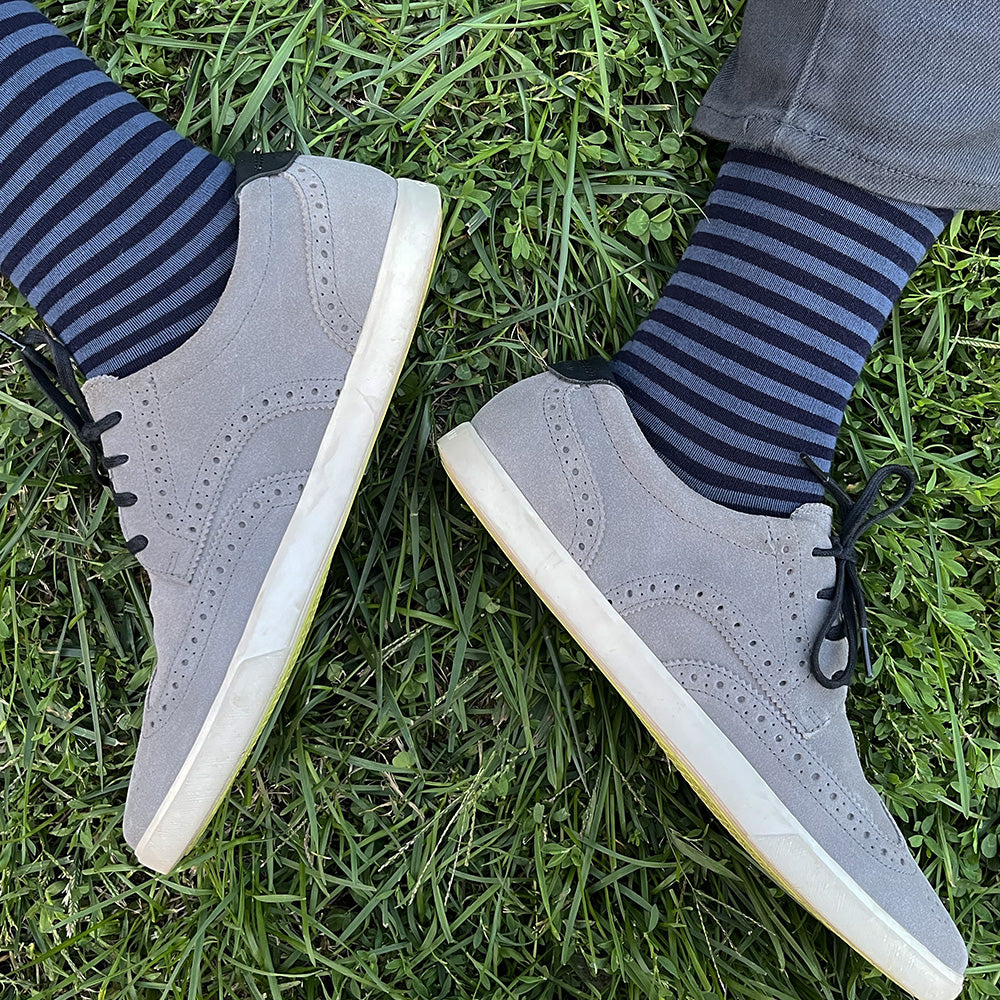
693;0;1000;210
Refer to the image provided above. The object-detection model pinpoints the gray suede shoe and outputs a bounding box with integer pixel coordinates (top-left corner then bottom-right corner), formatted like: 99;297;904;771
438;361;966;1000
75;153;440;872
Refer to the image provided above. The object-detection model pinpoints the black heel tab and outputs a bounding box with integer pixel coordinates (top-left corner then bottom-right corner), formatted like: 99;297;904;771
548;356;618;387
234;151;300;193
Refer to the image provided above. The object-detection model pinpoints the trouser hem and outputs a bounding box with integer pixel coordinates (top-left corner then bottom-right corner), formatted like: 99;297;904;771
694;102;999;210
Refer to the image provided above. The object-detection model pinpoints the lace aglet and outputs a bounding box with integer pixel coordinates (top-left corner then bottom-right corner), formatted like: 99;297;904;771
861;627;873;678
0;328;28;350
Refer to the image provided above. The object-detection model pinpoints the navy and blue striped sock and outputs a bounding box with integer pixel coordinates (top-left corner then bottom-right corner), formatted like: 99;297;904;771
612;148;949;516
0;1;238;379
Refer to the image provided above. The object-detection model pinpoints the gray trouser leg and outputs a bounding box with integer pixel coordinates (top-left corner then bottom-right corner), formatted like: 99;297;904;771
693;0;1000;208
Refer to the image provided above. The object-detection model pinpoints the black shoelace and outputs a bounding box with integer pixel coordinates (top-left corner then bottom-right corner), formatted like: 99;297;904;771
1;327;148;554
800;454;916;689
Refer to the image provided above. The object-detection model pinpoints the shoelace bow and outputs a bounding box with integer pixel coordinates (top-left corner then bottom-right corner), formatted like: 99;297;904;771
1;327;148;554
800;454;916;689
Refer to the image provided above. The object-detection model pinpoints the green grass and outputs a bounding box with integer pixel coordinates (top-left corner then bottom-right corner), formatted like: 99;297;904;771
2;1;1000;998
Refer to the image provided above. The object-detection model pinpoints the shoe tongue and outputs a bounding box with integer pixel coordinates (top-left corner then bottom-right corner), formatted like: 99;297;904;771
789;501;833;537
81;373;126;415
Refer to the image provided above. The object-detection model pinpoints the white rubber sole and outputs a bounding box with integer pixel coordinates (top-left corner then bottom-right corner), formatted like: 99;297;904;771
134;178;442;874
437;420;963;1000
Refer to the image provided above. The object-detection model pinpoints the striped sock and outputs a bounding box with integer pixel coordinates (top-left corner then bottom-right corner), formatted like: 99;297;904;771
612;148;949;516
0;1;238;379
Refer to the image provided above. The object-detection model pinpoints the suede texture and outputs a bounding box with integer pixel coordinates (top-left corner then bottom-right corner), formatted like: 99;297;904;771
82;155;397;846
471;368;966;974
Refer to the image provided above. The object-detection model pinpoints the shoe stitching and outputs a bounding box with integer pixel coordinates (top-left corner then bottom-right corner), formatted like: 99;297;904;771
608;573;810;729
772;523;815;698
164;180;276;395
543;382;604;571
772;522;834;726
178;381;340;578
587;384;764;556
585;380;841;730
583;434;910;870
143;469;307;733
608;574;776;682
120;374;185;563
667;657;911;874
122;380;340;583
288;161;362;351
113;162;354;559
